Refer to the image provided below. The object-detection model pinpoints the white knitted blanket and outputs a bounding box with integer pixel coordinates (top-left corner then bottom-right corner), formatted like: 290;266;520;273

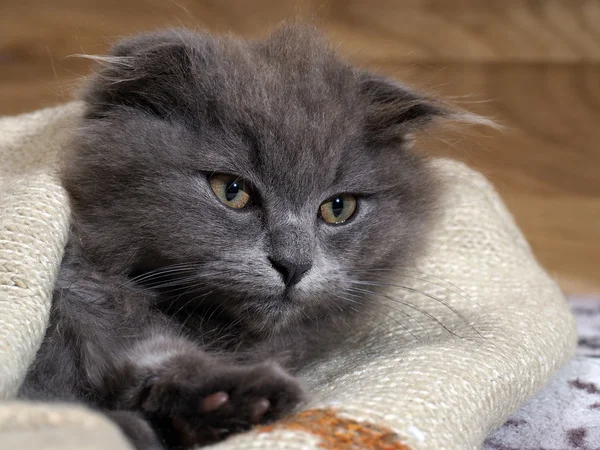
483;296;600;450
0;103;577;450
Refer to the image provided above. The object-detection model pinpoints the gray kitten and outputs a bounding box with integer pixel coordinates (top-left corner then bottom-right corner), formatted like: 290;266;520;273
19;23;462;449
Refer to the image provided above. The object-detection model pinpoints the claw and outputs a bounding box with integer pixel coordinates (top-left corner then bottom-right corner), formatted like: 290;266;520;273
200;392;229;412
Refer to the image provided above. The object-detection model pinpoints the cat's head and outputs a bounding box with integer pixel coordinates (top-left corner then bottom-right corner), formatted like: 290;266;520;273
64;24;470;336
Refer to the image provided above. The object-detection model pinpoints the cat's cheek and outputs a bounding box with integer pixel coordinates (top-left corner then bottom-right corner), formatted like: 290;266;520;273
295;256;341;293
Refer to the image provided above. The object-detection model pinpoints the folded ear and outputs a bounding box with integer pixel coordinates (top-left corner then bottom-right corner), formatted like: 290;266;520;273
359;72;487;146
77;30;202;119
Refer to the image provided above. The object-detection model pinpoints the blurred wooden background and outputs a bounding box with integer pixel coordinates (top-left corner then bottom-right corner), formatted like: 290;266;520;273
2;0;599;293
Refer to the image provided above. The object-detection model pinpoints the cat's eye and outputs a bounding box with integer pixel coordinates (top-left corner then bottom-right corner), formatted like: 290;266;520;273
319;194;357;224
209;174;253;209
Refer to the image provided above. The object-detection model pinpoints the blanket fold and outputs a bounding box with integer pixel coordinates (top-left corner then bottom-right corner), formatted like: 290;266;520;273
0;103;577;450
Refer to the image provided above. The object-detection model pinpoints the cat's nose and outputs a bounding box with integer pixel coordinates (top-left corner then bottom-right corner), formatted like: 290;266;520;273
268;257;312;287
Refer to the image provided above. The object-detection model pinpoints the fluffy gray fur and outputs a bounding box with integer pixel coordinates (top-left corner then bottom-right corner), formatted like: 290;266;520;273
19;23;454;449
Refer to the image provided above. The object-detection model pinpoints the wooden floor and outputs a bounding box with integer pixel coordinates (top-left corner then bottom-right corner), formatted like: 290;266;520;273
2;0;599;293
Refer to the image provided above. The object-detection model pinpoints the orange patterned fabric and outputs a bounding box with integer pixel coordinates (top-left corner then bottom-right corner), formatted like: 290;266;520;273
259;408;412;450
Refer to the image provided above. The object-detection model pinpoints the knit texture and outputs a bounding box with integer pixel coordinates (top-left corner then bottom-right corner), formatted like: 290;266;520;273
0;104;74;399
484;296;600;449
0;103;577;450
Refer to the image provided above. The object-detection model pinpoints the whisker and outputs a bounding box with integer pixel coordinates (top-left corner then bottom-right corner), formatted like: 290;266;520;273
342;288;430;338
122;257;264;290
178;290;217;331
333;293;420;342
347;285;464;339
125;266;198;286
350;280;483;340
141;274;208;291
166;295;200;329
348;268;482;310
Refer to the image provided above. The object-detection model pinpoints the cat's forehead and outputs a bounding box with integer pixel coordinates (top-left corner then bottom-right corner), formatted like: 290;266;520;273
189;35;374;200
201;34;361;137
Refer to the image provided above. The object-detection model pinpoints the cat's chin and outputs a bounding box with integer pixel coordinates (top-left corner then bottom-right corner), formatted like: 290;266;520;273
240;293;310;337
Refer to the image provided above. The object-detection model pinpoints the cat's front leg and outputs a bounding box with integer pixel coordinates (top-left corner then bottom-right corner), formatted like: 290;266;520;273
107;336;305;449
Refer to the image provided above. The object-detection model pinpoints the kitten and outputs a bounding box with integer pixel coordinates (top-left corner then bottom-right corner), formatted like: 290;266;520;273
19;23;459;449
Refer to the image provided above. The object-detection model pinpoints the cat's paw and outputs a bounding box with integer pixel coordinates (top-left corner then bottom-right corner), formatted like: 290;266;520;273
141;362;305;448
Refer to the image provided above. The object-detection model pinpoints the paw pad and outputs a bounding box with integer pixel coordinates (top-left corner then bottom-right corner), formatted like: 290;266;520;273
200;392;229;412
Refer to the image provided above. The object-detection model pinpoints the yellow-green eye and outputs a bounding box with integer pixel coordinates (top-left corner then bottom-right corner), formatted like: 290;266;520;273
319;194;357;224
209;174;252;209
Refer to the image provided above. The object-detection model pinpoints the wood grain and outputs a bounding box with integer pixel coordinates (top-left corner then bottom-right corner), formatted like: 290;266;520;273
328;0;600;62
1;0;599;293
392;63;600;291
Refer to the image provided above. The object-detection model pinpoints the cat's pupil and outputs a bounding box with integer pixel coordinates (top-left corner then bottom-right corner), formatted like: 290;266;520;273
225;180;241;201
332;197;344;217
